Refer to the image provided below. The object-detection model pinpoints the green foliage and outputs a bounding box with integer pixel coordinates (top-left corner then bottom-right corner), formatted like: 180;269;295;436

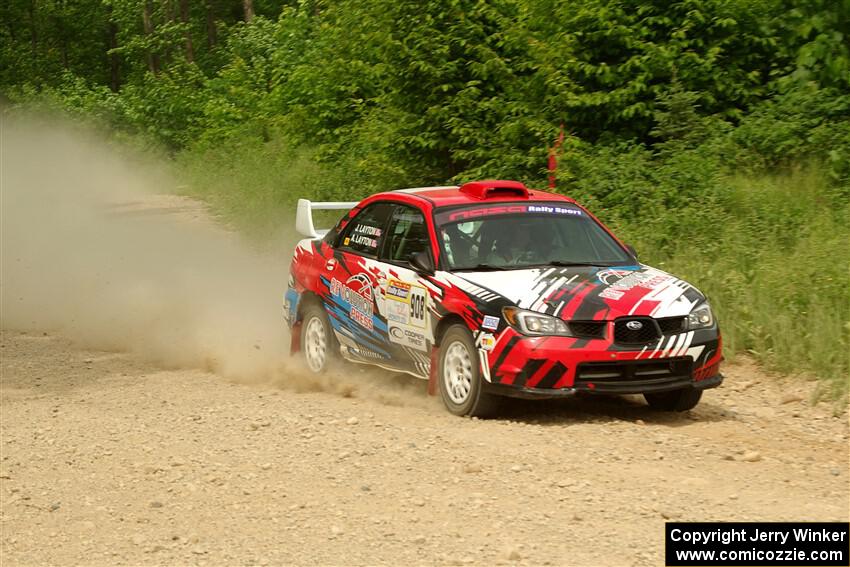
729;84;850;181
119;64;210;148
190;15;301;145
6;0;848;180
770;0;850;91
0;0;113;87
526;0;778;138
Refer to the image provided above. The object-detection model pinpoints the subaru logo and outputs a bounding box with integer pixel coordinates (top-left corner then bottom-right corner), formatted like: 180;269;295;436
626;320;644;331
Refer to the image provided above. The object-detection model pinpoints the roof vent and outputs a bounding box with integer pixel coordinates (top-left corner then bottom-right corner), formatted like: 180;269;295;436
459;180;530;200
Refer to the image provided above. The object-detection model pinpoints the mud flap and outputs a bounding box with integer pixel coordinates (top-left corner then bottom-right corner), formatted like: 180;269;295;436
474;331;495;383
290;321;302;354
427;345;439;396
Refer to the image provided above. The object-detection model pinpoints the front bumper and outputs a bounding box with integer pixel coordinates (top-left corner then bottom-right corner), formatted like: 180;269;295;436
482;327;723;398
485;373;723;400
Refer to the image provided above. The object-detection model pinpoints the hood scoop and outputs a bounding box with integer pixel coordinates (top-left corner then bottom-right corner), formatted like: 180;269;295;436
459;180;530;200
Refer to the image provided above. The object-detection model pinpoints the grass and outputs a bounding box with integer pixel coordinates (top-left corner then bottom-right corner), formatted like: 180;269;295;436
174;137;328;240
620;168;849;401
173;134;400;241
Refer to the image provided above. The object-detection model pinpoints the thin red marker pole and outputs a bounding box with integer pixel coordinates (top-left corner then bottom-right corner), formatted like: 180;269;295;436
548;123;566;189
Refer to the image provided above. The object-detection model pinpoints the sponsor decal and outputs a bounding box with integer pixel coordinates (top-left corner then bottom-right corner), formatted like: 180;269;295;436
348;223;382;249
526;205;582;215
354;223;382;236
597;268;639;285
599;288;625;300
389;324;428;351
343;237;350;246
386;298;409;324
481;315;500;330
478;333;496;352
330;274;374;330
598;268;672;301
446;205;526;222
386;280;411;300
384;278;427;329
626;320;644;330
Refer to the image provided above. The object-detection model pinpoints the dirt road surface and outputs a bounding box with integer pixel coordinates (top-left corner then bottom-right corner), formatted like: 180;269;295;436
2;331;847;566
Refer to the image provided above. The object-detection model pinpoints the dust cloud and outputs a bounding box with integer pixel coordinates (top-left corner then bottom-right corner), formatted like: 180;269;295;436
0;114;432;408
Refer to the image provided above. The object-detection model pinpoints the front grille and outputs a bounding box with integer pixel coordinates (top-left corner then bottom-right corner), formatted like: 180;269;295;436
575;357;693;393
569;321;606;339
613;318;660;344
657;316;686;335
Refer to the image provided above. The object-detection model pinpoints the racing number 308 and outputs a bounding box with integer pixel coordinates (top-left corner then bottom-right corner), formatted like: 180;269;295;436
410;295;425;322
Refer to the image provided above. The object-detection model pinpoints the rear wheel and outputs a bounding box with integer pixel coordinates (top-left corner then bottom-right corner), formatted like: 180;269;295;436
300;303;336;373
644;388;702;411
438;325;500;417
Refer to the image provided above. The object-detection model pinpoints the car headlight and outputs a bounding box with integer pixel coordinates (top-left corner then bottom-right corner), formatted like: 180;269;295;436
502;307;572;337
686;303;714;330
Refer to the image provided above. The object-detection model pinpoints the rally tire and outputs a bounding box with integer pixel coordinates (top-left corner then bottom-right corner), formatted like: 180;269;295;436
438;325;500;418
644;387;702;411
300;303;337;374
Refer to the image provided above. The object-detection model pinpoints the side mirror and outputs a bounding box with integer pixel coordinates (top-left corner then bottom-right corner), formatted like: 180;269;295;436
625;244;638;260
409;251;435;275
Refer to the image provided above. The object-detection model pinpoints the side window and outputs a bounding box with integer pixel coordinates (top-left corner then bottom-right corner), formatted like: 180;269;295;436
383;205;431;264
323;208;358;244
337;203;393;257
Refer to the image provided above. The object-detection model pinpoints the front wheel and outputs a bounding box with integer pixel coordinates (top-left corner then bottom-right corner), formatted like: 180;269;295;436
438;325;500;417
644;387;702;411
300;303;336;373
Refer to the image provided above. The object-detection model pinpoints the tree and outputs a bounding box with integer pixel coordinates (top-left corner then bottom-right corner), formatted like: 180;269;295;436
179;0;193;62
142;0;160;74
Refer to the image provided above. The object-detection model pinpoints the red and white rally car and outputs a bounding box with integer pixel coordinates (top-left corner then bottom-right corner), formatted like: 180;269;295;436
284;180;722;416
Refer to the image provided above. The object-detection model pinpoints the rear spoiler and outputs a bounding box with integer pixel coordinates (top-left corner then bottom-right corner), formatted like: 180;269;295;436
296;199;358;239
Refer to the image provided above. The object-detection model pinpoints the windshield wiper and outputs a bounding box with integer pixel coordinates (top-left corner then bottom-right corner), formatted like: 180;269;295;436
454;260;623;271
453;263;510;272
538;260;620;268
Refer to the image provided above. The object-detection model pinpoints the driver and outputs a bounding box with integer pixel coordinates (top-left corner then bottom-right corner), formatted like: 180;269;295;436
490;220;538;265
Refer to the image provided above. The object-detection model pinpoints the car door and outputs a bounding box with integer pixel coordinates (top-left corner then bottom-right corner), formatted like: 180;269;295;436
374;203;436;378
325;202;396;365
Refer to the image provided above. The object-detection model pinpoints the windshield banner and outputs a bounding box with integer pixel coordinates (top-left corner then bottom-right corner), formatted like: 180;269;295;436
435;202;583;224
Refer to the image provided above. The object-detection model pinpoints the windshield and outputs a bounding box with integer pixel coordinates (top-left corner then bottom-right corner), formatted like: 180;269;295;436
435;202;633;271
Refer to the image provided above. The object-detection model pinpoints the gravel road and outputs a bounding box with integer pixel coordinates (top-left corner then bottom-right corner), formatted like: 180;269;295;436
1;331;847;566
